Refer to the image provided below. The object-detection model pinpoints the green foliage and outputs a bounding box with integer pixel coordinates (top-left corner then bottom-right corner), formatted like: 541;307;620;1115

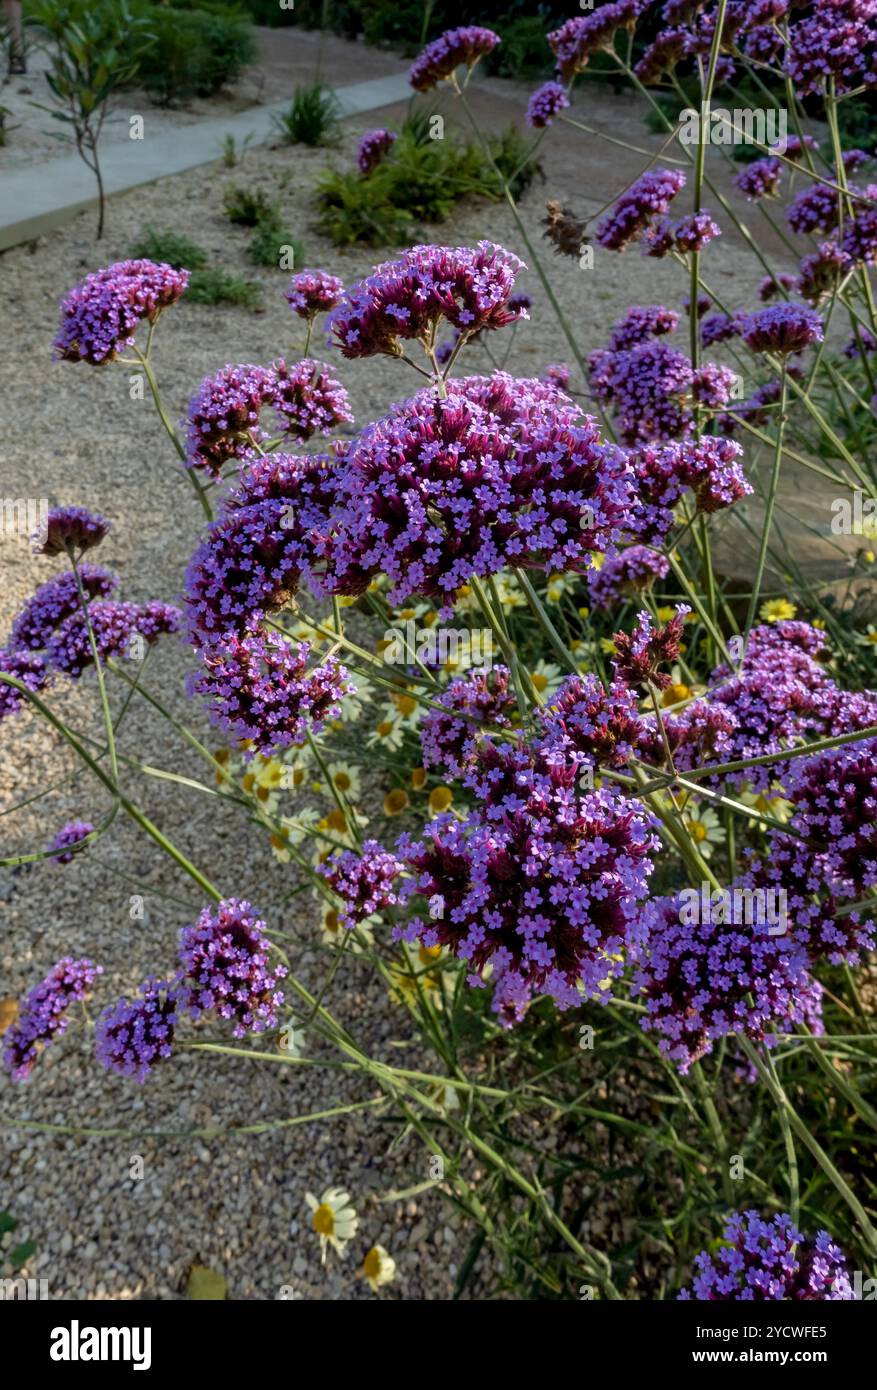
246;215;303;268
485;13;553;79
131;4;257;105
222;184;276;226
184;267;264;309
271;83;342;147
316;117;540;247
128;226;209;270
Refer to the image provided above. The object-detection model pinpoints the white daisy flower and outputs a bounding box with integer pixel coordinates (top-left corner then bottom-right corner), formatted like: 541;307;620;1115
361;1244;397;1293
305;1187;359;1263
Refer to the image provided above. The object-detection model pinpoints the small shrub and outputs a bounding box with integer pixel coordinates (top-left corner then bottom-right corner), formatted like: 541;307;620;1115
128;227;209;270
132;5;257;106
271;83;342;147
184;267;264;309
247;215;303;269
223;184;277;226
315;167;412;247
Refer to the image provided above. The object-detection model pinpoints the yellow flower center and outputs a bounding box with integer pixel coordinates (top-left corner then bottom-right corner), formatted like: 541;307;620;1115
384;789;410;816
333;771;351;792
411;768;427;790
530;672;549;692
429;786;453;813
363;1247;382;1280
687;820;708;843
395;694;418;717
313;1204;336;1237
377;721;394;737
326;808;348;833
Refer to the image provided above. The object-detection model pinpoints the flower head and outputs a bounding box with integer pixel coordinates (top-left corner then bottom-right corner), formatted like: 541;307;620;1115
54;259;189;364
362;1244;396;1292
177;898;286;1036
612;606;690;691
285;269;344;320
319;840;405;928
679;1211;855;1300
95;978;178;1083
268;358;353;440
49;820;94;864
741;304;824;355
409;26;499;92
3;958;102;1082
39;507;110;557
9;565;119;651
526;81;570;128
595;168;686;252
305;1187;359;1262
357;127;397;175
0;647;50;721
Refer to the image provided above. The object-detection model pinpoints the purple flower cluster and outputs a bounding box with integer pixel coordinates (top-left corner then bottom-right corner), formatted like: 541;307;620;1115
590;338;735;444
526;81;570;128
612;605;690;691
607;305;680;352
632;892;823;1072
39;507;109;557
395;750;658;1025
46;599;180;678
322;373;634;608
781;737;877;899
596;168;687;252
679;1212;855;1300
420;666;516;779
4;958;102;1082
534;672;645;768
842;189;877;264
285;269;344;320
638;698;738;772
190;630;353;756
326;241;528;360
797;241;853;303
587;544;670;609
645;211;722;257
759;272;797;302
701;312;740;346
409;25;499;91
270;358;353;440
10;566;118;651
0;647;50;721
357;127;398;175
49;820;95;864
184;363;273;475
548;3;644;81
177;899;286;1037
741;303;824;354
95;979;179;1084
627;435;750;539
736;157;782;201
786;0;877;98
787;183;842;235
318;840;406;927
54;259;189;365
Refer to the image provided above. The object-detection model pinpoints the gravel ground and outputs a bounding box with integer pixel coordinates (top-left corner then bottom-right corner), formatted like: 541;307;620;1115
0;43;857;1301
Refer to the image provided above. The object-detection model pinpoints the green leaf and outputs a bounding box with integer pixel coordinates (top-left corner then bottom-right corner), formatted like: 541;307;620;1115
186;1265;227;1300
0;1211;17;1236
9;1240;37;1270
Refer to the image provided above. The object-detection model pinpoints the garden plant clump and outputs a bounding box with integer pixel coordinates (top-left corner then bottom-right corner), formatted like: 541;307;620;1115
4;3;877;1305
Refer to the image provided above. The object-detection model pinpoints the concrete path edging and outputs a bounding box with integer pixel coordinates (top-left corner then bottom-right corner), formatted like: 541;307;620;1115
0;73;411;251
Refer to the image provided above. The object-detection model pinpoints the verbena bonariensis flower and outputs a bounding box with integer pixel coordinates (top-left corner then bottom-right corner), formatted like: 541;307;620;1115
841;191;877;264
740;850;875;966
606;304;679;352
395;757;658;1025
177;898;286;1037
318;840;406;928
844;325;877;357
49;820;94;864
95;979;178;1083
285;269;344;320
797;241;854;302
589;340;695;442
183;456;339;647
786;0;877;97
189;630;353;756
420;666;515;779
9;565;118;650
356;127;398;175
595;168;687;252
706;621;837;787
184;363;274;475
634;28;689;83
543;362;571;389
3;958;102;1082
735;157;782;201
779;737;877;899
701;312;741;346
0;647;50;721
54;259;189;365
787;183;842;235
586;544;670;609
47;599;180;678
39;506;109;557
667;210;722;254
741;303;824;354
632;892;823;1073
321;374;634;609
638;698;738;772
624;435;748;540
526;80;570;128
534;672;645;768
683;293;712;320
759;271;797;302
612;606;690;691
408;25;499;92
269;358;353;440
548;3;644;81
679;1212;855;1300
326;242;527;360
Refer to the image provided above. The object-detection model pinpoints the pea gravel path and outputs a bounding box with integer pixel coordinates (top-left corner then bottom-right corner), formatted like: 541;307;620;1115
0;46;847;1300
